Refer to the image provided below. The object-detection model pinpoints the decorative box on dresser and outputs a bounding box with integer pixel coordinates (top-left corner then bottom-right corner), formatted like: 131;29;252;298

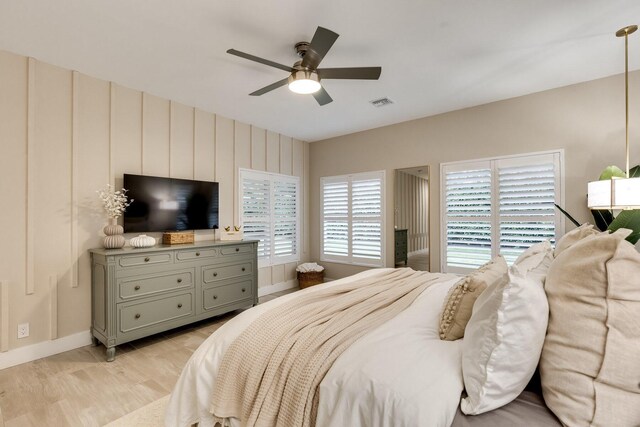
394;229;408;266
90;240;258;361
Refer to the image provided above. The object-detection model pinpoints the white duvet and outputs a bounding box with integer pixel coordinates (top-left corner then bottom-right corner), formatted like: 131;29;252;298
166;269;463;427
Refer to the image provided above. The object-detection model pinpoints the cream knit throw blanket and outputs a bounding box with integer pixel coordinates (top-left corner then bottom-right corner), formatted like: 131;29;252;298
209;268;450;427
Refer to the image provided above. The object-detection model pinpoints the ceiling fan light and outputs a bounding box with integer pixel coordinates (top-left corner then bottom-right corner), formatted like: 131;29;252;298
288;70;321;94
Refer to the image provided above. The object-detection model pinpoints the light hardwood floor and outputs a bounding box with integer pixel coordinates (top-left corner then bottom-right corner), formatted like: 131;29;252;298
0;289;296;426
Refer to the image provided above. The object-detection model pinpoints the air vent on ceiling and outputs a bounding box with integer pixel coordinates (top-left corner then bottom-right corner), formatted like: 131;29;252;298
370;97;394;107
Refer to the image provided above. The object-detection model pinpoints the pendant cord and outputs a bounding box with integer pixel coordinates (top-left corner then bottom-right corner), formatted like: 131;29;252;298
625;31;630;178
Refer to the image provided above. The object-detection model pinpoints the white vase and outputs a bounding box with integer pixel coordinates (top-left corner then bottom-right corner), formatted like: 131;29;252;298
130;234;156;248
103;218;125;249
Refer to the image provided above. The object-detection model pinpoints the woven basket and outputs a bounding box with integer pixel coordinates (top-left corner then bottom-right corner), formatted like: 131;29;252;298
162;231;195;245
297;271;324;289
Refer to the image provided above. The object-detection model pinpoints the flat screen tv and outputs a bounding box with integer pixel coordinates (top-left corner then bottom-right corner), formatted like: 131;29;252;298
123;174;219;233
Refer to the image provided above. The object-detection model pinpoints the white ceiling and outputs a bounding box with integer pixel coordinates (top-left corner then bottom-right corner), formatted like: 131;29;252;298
1;1;639;141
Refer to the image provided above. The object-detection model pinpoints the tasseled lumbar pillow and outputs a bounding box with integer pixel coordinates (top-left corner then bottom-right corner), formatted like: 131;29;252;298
439;256;508;341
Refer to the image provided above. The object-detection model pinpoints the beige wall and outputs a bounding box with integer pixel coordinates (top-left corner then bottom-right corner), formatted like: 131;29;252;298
0;49;309;352
310;71;640;280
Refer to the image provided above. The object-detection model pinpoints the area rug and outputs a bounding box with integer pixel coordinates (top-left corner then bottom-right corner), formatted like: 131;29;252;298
105;395;169;427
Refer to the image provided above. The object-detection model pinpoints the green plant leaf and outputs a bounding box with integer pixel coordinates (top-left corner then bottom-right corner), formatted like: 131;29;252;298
628;164;640;178
607;209;640;244
592;209;614;232
599;165;626;180
554;204;580;227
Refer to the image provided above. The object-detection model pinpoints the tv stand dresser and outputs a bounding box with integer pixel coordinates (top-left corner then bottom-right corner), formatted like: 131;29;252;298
90;240;258;361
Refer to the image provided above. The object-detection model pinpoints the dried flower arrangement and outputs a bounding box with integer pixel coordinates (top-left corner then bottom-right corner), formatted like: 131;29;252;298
97;185;133;219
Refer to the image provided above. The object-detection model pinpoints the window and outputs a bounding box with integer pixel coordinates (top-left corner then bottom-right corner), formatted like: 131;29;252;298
321;171;385;267
441;151;563;273
239;169;300;267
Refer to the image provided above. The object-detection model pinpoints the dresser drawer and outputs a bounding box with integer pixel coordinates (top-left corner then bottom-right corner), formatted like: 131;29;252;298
119;292;193;334
202;261;253;285
118;269;194;301
203;280;253;310
118;252;172;269
175;248;218;262
219;244;252;256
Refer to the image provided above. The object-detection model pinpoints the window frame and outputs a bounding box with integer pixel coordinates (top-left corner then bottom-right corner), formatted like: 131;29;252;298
239;168;301;268
440;150;565;274
320;170;386;267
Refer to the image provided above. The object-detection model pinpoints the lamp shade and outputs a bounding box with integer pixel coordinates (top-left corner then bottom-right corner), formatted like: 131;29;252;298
587;177;640;209
288;70;321;94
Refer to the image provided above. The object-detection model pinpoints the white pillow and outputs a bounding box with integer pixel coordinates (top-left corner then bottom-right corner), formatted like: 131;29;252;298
460;241;552;415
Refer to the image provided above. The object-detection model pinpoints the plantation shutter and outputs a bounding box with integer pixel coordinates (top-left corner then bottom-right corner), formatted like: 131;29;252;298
240;169;300;267
443;162;493;272
351;176;383;261
273;177;299;263
497;153;560;264
321;178;349;258
321;171;385;267
441;152;562;273
241;174;271;261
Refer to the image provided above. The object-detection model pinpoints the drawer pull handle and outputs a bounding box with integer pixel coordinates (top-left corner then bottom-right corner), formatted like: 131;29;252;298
134;285;141;291
135;313;141;319
241;267;246;272
235;248;240;252
242;288;246;292
177;278;182;283
213;272;218;277
213;295;218;300
196;252;200;256
177;303;183;308
144;257;150;262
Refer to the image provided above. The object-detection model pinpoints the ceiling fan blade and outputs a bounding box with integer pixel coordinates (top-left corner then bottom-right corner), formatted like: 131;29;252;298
318;67;382;80
227;49;293;73
249;78;290;96
312;86;333;106
301;27;339;69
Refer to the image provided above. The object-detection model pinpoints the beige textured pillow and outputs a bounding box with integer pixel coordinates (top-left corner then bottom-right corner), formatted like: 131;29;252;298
439;257;508;341
553;223;600;257
512;240;553;283
540;229;640;427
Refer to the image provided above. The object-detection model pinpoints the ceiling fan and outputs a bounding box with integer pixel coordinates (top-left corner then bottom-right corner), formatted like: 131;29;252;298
227;26;382;106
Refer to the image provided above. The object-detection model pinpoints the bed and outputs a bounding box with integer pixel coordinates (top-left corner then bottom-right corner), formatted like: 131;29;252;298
166;268;466;427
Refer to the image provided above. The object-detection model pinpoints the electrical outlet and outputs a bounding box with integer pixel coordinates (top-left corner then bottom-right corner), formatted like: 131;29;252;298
17;323;29;339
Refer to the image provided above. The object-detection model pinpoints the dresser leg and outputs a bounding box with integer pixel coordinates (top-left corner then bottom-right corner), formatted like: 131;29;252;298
106;346;116;362
91;335;99;346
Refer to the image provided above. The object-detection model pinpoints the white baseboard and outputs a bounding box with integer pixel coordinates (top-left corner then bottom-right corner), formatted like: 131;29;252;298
0;330;92;370
258;279;298;297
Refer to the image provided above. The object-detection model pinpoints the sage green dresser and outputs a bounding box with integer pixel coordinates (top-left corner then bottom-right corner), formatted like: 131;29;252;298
90;240;258;361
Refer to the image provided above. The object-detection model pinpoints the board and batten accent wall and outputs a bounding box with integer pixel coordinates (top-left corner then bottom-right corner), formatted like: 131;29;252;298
0;49;309;356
